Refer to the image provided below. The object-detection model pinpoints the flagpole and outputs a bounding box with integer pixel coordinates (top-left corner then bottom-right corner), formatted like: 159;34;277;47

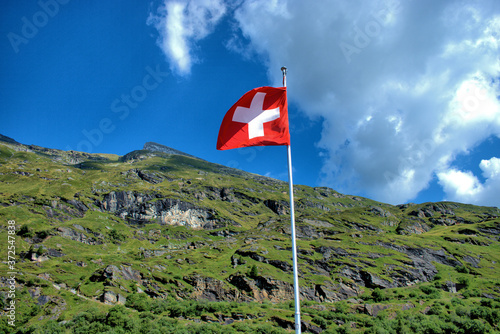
282;66;301;334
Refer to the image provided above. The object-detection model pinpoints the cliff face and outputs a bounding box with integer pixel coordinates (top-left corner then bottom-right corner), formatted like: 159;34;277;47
1;136;500;330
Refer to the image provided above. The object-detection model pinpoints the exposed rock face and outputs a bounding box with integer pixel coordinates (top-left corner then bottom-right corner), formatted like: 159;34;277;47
397;218;431;235
479;223;500;241
370;206;395;218
180;272;359;304
311;282;361;302
143;142;199;159
90;265;142;285
298;199;331;212
96;191;222;229
264;199;289;215
46;249;65;258
121;168;170;184
42;199;88;222
57;226;103;245
228;275;295;302
235;249;293;272
360;271;394;289
184;274;238;301
461;255;481;268
305;243;464;289
102;291;126;305
407;203;457;217
378;243;461;281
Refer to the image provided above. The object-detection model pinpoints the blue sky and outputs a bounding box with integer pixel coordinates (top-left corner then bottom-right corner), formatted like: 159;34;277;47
1;0;500;208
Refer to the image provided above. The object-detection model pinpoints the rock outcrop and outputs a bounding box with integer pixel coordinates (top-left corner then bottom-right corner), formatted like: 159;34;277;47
96;191;224;229
57;226;103;245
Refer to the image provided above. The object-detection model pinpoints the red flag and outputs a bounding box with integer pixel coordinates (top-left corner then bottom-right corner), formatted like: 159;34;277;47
217;86;290;150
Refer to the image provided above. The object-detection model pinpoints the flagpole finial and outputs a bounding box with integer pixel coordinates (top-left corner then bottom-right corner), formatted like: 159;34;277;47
281;66;287;87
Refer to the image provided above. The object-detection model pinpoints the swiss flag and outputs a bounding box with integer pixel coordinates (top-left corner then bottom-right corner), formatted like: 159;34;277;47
217;86;290;150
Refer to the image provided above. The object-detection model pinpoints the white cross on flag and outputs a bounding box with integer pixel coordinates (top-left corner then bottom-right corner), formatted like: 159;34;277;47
217;86;290;150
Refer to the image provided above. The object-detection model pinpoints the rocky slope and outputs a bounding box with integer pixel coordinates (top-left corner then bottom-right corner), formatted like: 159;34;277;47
1;135;499;332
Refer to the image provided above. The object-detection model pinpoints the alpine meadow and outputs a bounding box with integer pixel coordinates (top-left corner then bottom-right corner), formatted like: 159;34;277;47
1;135;499;333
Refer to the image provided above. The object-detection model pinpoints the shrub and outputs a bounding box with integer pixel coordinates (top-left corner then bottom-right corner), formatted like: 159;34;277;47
486;309;500;326
419;285;441;299
248;265;259;278
458;276;470;288
106;305;136;330
150;299;169;314
462;289;481;298
455;306;470;317
36;245;44;256
0;317;15;334
37;230;50;239
126;293;151;312
27;320;64;334
480;299;493;308
451;297;464;306
109;229;126;242
427;303;444;316
313;316;329;329
17;225;33;237
337;325;353;334
335;301;350;313
372;288;388;302
456;265;469;274
459;318;493;334
433;273;442;281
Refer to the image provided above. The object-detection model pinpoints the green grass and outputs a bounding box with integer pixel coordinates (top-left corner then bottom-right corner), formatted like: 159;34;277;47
1;141;500;333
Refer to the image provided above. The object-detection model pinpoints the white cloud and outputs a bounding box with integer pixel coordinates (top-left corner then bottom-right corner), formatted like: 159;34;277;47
150;0;500;206
438;169;483;199
229;0;500;204
148;0;227;75
438;157;500;207
481;157;500;179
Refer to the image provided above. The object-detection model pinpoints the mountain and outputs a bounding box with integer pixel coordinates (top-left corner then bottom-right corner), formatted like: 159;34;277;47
1;135;499;333
142;142;200;160
0;134;18;145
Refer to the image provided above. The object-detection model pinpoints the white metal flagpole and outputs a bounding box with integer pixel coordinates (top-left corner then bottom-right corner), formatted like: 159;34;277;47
282;66;301;334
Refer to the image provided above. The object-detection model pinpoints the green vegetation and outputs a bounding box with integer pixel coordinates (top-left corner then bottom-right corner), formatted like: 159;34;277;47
1;140;499;333
2;296;499;333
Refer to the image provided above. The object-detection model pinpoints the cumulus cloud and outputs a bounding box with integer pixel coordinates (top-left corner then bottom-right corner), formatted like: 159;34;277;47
438;157;500;207
151;0;500;206
229;0;500;204
148;0;227;75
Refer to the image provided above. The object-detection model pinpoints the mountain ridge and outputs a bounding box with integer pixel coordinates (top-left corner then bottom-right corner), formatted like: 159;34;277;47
143;141;200;160
0;134;19;145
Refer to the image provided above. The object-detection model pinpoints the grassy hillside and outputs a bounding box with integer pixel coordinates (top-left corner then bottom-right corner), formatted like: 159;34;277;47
1;139;499;333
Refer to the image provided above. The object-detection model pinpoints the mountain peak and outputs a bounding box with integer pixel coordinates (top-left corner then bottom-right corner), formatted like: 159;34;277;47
143;142;198;159
0;133;20;145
